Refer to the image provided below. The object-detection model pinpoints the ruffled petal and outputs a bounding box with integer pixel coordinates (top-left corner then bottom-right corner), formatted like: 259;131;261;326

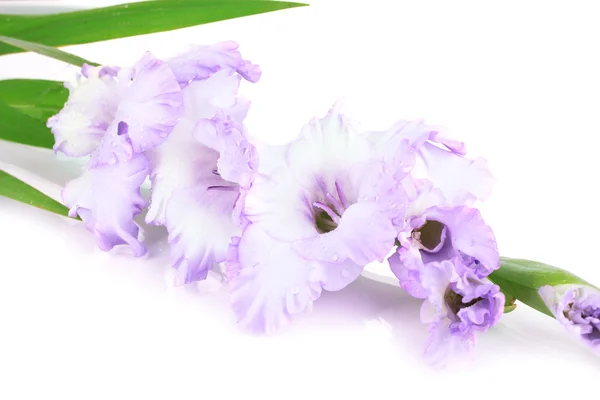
241;166;316;241
419;142;494;206
145;118;219;225
182;68;244;121
168;41;261;87
193;113;257;188
165;185;240;285
48;65;120;157
113;52;182;153
62;154;149;256
424;206;499;277
226;225;323;333
388;250;428;298
285;108;374;190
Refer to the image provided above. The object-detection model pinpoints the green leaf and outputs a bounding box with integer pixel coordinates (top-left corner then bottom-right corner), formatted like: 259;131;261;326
496;257;590;289
0;35;97;66
0;100;55;149
0;79;68;122
0;169;74;218
0;1;308;56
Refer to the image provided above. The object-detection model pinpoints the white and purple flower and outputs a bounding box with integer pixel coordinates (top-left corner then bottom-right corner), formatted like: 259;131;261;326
48;42;260;281
419;258;504;366
539;284;600;355
226;108;413;333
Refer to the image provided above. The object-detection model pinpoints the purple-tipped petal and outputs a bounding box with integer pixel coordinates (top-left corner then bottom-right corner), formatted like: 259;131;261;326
165;185;239;285
226;225;323;333
168;41;261;87
62;154;149;256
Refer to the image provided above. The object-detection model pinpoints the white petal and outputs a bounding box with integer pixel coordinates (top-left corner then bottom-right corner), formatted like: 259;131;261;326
145;118;220;225
165;186;240;285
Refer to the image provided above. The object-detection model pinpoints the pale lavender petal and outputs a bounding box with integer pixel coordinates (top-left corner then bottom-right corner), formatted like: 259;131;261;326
62;154;148;256
388;250;428;298
165;185;239;285
113;52;182;153
168;41;261;87
419;142;494;206
226;225;323;333
182;68;244;121
193;112;257;188
423;206;499;277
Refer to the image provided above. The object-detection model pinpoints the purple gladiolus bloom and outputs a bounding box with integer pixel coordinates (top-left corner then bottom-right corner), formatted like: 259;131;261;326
419;258;504;366
539;284;600;355
390;205;500;298
48;42;260;268
226;108;413;333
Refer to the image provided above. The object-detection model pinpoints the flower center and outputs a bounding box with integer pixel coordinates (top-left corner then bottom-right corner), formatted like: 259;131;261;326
313;180;349;234
414;220;447;252
445;289;480;316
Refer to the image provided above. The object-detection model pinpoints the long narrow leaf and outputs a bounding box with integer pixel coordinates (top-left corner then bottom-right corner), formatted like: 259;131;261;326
0;35;97;66
0;101;55;149
0;79;67;122
0;1;307;56
0;169;73;218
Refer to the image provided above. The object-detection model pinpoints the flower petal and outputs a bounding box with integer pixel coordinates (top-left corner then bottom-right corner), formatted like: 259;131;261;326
48;65;119;157
113;52;182;153
165;185;240;285
388;249;428;298
168;41;261;87
419;142;494;206
62;154;149;256
145;118;219;225
226;225;323;333
424;206;499;277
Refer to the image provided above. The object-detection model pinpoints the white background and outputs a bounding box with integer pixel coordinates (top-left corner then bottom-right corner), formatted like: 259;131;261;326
1;0;599;398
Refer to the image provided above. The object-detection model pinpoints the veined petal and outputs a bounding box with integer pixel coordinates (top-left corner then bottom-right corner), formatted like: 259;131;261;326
165;185;240;285
168;41;261;87
113;52;182;153
227;225;323;333
62;154;149;256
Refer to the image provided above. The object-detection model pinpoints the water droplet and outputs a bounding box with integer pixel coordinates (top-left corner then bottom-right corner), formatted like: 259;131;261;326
160;132;168;138
291;286;300;295
332;254;339;261
341;269;349;278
